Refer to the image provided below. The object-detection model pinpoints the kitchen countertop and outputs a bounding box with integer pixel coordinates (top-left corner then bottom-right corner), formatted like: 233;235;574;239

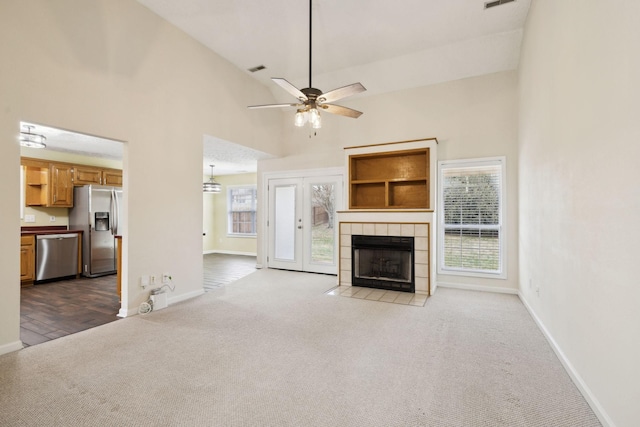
21;226;83;235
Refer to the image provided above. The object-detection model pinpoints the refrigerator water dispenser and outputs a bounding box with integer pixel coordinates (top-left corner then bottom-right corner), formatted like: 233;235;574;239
95;212;110;231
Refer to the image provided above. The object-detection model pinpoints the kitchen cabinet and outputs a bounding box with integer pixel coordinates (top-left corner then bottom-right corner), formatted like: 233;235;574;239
22;157;123;207
102;168;123;187
20;235;35;285
24;161;49;206
22;159;73;207
73;165;123;187
49;163;74;207
73;165;102;185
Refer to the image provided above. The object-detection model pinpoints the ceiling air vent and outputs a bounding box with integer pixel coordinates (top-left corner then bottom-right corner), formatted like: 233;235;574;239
248;65;266;73
485;0;516;9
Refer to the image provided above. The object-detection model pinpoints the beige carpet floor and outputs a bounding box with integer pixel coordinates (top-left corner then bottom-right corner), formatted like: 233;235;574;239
0;269;600;426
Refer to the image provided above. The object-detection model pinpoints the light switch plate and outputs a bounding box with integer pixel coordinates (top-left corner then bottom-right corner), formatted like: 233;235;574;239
24;214;35;223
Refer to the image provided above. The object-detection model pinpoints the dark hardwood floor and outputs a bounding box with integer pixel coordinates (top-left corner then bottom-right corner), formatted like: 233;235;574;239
203;253;257;291
20;253;257;347
20;274;120;347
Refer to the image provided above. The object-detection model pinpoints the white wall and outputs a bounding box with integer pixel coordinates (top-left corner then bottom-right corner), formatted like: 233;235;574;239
0;0;282;350
518;1;640;426
258;71;520;292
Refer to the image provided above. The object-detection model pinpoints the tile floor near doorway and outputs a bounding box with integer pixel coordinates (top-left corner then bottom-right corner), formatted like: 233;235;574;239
20;254;257;347
327;285;428;307
20;275;120;347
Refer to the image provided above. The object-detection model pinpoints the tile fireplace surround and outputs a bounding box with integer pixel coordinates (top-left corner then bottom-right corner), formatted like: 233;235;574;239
338;212;433;295
339;138;438;296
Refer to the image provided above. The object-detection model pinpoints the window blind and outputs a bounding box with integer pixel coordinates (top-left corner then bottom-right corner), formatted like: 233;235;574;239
440;162;503;274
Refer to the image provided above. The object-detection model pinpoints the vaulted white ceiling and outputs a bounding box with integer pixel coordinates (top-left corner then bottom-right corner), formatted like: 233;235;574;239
137;0;530;175
137;0;531;101
26;1;531;176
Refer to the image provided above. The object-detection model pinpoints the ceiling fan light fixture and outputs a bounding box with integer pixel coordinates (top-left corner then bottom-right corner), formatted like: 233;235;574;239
20;125;47;149
203;164;222;193
309;108;321;129
294;110;307;127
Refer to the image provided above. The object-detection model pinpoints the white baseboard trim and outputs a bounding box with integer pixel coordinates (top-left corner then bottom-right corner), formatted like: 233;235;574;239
437;281;518;295
518;293;614;427
203;250;257;257
0;340;24;356
168;289;205;306
117;307;136;318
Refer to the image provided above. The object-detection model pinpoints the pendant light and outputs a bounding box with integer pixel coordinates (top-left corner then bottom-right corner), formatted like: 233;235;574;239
203;164;221;193
20;125;47;148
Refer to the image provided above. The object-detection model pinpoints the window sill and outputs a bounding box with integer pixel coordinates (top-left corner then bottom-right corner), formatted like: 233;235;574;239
437;268;507;280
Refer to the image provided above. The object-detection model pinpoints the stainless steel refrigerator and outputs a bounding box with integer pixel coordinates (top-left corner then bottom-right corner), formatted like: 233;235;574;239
69;185;122;277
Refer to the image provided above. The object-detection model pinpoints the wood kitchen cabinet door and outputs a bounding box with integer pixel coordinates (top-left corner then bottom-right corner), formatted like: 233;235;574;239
102;169;123;186
49;163;74;207
73;165;103;185
20;235;35;284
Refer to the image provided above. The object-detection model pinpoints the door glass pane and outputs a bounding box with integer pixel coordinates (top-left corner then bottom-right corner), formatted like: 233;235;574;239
310;183;335;264
274;185;296;261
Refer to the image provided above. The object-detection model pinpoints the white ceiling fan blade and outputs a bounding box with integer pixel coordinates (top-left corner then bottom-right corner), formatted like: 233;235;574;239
248;103;299;109
321;104;363;119
318;82;366;104
272;78;308;102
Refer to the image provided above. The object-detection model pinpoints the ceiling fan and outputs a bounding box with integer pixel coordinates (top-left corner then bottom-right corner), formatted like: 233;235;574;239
248;0;366;129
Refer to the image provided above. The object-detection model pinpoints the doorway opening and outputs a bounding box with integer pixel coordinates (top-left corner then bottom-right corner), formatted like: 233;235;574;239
18;121;126;347
202;135;274;288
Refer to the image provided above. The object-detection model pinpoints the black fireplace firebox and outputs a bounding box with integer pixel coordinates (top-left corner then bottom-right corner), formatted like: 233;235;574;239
351;235;415;293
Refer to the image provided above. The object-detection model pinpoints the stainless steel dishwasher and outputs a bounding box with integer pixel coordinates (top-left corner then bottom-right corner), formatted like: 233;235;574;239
36;233;79;282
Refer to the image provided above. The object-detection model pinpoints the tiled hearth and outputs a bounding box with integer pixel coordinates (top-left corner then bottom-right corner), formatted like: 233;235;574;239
339;220;431;295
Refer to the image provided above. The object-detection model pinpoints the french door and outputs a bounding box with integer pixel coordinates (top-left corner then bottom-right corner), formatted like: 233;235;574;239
267;174;342;274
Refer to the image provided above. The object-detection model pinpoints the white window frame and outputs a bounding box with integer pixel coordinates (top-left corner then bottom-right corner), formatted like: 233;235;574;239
437;156;507;279
227;184;257;238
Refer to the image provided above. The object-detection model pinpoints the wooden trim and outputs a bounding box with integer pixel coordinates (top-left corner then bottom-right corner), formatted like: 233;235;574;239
20;157;50;168
428;222;431;296
116;236;122;301
337;210;434;213
343;137;438;150
77;231;83;276
339;221;431;225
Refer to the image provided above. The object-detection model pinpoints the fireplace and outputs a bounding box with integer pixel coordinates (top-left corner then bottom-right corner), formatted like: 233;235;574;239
351;235;415;293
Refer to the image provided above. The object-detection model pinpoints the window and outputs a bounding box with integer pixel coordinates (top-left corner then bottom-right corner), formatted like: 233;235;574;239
227;185;257;236
438;157;506;278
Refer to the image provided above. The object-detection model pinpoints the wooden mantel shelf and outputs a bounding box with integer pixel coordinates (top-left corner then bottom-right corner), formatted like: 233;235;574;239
343;137;438;151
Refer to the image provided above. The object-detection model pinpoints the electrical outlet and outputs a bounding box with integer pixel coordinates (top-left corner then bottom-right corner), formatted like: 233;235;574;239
150;276;156;286
141;275;149;289
49;216;56;222
162;273;172;284
24;214;35;223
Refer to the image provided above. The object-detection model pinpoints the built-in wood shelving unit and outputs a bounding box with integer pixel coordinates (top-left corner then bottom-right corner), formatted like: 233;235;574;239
349;148;430;209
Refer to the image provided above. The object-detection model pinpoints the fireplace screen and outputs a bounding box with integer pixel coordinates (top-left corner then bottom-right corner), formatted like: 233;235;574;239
352;235;415;292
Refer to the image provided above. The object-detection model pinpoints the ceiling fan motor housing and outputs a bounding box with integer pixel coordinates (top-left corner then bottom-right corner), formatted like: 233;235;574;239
301;87;323;105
